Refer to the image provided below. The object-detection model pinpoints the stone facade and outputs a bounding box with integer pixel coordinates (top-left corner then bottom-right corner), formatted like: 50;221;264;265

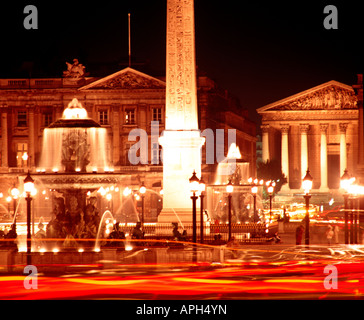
257;77;364;195
0;66;256;221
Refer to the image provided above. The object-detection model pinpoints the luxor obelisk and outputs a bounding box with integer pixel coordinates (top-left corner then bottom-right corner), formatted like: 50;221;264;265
158;0;205;223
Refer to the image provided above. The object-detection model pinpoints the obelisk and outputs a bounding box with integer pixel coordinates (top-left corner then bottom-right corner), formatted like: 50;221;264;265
158;0;205;223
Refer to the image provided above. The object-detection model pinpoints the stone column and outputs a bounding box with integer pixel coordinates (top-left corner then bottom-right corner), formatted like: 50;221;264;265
0;106;8;168
320;123;329;192
280;124;290;191
339;123;349;177
300;124;310;179
261;124;270;163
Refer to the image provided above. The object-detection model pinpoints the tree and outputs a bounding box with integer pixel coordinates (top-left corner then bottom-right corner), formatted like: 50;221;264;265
257;159;287;196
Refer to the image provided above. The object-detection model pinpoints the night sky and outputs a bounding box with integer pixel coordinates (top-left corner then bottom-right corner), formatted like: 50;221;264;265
0;1;362;129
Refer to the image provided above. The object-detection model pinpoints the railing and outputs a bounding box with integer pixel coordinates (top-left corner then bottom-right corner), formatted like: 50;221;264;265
120;222;272;244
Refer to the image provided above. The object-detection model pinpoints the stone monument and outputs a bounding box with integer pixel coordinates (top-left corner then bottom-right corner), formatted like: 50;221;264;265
158;0;205;223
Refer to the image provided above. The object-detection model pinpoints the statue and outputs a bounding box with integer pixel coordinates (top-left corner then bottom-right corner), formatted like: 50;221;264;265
61;129;90;172
46;197;67;239
63;59;87;79
83;197;100;239
64;196;85;239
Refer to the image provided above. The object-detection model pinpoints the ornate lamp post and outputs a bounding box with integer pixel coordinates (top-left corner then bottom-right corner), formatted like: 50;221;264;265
189;171;200;244
302;169;313;246
267;182;275;223
139;182;146;228
199;177;206;244
251;186;258;223
226;179;234;241
24;171;35;266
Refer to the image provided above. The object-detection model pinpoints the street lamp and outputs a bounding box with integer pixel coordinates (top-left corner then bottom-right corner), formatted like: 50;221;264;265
251;186;258;223
24;171;35;266
302;169;313;246
140;182;146;228
267;182;275;223
189;171;200;244
199;177;206;244
226;179;233;241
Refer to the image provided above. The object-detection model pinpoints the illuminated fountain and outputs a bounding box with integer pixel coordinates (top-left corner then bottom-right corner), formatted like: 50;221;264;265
35;98;122;249
39;98;110;173
207;143;263;223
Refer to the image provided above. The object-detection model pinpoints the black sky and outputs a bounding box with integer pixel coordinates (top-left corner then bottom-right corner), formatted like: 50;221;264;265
0;1;362;129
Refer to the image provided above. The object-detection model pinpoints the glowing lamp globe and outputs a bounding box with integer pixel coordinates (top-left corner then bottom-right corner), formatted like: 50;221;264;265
302;169;313;194
199;177;206;193
226;180;234;194
24;171;35;195
340;169;354;191
251;186;258;194
189;171;200;193
140;183;146;195
11;187;20;199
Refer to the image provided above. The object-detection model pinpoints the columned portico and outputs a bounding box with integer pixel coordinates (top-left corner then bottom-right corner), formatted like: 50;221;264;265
319;123;329;192
257;80;361;197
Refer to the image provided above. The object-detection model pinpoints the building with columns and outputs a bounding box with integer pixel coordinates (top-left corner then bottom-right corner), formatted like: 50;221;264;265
0;64;256;220
257;77;364;198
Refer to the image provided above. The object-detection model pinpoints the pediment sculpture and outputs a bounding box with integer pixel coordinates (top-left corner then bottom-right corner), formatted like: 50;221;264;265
271;85;357;111
90;71;165;90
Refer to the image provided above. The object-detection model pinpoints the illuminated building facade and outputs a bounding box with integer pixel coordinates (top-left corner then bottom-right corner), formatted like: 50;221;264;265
0;65;256;220
257;75;364;195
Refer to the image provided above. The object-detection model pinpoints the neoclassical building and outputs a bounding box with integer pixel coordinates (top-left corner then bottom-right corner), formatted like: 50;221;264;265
0;63;256;220
257;76;364;195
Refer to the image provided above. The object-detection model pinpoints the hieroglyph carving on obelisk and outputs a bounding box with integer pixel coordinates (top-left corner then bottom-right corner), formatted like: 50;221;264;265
165;0;198;130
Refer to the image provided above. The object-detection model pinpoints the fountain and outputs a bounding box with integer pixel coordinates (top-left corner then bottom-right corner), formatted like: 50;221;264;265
39;98;110;173
207;143;263;223
94;210;114;251
35;98;122;249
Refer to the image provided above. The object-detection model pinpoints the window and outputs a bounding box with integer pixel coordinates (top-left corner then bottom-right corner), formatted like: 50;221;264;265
98;110;109;125
17;111;27;127
152;108;162;122
42;113;53;127
125;108;136;125
16;143;28;167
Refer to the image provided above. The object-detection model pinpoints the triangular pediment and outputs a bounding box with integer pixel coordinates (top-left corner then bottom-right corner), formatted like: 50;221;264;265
79;67;166;90
257;80;357;113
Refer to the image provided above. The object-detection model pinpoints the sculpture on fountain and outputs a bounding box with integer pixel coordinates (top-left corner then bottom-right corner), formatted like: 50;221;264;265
61;129;90;172
83;197;100;239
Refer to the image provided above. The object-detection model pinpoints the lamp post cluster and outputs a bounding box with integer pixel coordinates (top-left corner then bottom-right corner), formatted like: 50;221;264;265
189;171;206;244
119;184;148;228
341;169;362;244
247;178;276;224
